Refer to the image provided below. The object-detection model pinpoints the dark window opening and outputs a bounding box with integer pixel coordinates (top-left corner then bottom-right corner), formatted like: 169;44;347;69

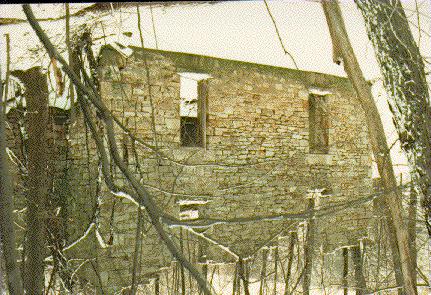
181;117;201;147
309;94;329;154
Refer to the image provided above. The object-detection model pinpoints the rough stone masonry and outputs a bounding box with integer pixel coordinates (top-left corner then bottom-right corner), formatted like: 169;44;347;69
7;46;374;293
66;46;373;290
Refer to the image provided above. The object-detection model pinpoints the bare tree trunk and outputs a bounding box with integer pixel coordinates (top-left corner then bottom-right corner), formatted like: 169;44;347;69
408;181;418;286
284;232;296;295
355;0;431;241
179;228;186;295
273;246;278;295
0;60;24;295
355;0;428;286
0;245;4;294
386;215;405;295
321;2;417;294
22;5;212;294
342;248;348;295
351;245;366;295
303;198;315;295
373;179;404;293
259;248;268;295
65;3;76;123
154;274;160;295
238;258;250;295
198;241;208;295
130;209;143;295
232;262;238;295
12;67;49;295
3;34;10;116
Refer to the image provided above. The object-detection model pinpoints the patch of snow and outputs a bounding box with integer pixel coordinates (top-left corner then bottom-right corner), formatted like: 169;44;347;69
179;209;199;220
308;87;333;96
108;42;134;58
186;227;239;260
95;229;108;248
111;190;139;206
178;72;212;81
177;199;209;206
63;222;95;251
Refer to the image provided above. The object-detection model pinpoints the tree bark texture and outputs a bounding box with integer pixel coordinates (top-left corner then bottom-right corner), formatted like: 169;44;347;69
408;183;418;285
13;67;49;294
351;245;366;295
321;2;417;294
0;60;24;295
355;0;431;239
13;67;49;295
374;188;405;294
386;212;405;294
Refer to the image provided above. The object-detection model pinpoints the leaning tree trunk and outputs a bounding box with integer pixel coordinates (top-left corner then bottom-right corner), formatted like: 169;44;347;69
0;62;24;295
22;5;212;294
321;1;417;294
355;0;431;275
12;67;49;295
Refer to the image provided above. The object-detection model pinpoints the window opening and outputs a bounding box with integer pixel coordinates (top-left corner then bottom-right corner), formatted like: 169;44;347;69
309;94;329;154
179;73;210;147
181;116;200;146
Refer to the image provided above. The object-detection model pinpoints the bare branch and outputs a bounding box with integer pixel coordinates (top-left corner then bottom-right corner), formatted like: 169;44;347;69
263;0;299;70
21;5;212;294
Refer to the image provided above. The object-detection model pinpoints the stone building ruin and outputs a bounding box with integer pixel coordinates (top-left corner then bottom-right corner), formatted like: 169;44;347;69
4;44;375;294
3;2;430;293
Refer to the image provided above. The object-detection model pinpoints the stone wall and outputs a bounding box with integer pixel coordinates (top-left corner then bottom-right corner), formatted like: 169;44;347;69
66;47;373;292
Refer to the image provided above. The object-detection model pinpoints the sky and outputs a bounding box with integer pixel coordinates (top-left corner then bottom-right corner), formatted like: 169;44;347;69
0;1;430;178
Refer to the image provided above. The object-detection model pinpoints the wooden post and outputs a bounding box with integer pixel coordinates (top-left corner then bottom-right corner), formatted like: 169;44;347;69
342;248;349;295
173;262;179;295
130;208;143;295
3;34;10;115
232;262;238;295
303;198;315;295
198;241;208;295
351;244;366;295
238;257;250;295
186;231;193;293
284;232;296;295
259;248;269;295
154;274;160;295
179;228;186;295
197;80;208;149
273;246;279;295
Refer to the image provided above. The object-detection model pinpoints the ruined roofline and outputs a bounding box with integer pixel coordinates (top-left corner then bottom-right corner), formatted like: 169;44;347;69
0;2;222;26
120;45;353;91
